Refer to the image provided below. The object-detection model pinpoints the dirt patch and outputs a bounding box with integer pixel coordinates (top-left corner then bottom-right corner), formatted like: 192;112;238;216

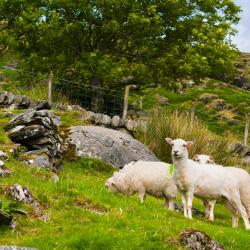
75;198;108;214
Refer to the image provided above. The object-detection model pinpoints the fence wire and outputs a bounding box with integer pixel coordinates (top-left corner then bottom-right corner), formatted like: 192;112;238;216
0;66;124;116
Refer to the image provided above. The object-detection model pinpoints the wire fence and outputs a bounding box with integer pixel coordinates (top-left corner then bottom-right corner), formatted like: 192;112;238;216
0;65;124;116
0;65;249;144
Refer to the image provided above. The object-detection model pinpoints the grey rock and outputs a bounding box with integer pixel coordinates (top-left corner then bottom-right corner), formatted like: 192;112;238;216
0;160;4;168
0;150;8;160
125;119;147;132
5;184;33;204
64;126;158;168
0;168;12;177
180;228;224;250
5;109;62;169
111;115;121;128
94;113;111;126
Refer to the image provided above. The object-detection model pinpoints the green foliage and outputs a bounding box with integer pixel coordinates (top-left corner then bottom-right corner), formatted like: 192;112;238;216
0;0;240;102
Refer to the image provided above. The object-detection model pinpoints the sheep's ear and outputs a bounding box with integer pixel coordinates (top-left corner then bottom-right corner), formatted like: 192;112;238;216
208;157;215;164
165;138;173;145
186;141;193;149
192;154;198;161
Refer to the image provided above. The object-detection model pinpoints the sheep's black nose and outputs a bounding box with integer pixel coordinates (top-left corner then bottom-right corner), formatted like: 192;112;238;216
174;151;178;154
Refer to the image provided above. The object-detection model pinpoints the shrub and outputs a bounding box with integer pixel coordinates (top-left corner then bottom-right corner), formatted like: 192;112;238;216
136;110;237;165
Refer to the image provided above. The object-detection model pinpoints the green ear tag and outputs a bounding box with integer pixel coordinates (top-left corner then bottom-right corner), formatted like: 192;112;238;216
169;164;174;176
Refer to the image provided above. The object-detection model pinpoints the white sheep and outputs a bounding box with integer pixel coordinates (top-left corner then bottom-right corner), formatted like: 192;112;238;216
105;160;177;210
165;138;250;229
194;154;250;221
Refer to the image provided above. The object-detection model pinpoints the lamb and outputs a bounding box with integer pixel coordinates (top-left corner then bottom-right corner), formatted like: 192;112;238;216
194;154;250;220
165;138;250;229
105;160;177;210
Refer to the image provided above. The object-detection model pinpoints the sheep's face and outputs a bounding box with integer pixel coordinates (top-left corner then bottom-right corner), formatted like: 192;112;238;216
165;138;193;159
105;172;126;193
193;154;215;164
105;175;119;193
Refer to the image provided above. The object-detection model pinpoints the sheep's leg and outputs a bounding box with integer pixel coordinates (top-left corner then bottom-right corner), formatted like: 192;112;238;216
203;200;209;219
168;199;175;211
165;198;175;211
207;200;216;221
233;199;250;230
180;191;188;218
165;199;169;209
138;191;146;203
187;191;194;219
225;200;238;228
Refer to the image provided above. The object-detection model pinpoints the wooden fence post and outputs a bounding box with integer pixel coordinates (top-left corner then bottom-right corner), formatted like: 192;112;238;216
122;85;136;120
48;71;53;104
243;114;249;146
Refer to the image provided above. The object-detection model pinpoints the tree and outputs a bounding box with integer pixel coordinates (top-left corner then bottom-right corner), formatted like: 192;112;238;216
0;0;240;111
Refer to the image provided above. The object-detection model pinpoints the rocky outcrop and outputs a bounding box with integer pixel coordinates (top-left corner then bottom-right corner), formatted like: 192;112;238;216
0;91;51;110
231;143;250;164
63;126;159;168
180;228;224;250
5;185;33;204
4;109;62;169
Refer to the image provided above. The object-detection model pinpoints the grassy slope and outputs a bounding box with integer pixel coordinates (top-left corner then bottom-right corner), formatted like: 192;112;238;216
130;79;250;141
1;159;250;250
0;110;249;250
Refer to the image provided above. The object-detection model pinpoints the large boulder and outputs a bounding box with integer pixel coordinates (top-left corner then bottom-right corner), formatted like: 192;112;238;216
63;126;159;168
4;109;62;169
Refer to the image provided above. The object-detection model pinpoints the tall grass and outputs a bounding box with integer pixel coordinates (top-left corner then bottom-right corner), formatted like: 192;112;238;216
137;110;238;165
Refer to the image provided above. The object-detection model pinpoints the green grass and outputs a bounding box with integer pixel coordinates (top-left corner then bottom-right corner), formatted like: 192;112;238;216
0;158;250;249
0;106;249;249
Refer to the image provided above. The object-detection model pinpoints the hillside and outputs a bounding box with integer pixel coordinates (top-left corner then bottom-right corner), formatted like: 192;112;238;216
0;110;249;249
130;79;250;141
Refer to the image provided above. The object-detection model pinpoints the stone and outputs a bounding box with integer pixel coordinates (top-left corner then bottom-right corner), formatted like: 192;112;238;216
180;228;224;250
174;203;204;217
0;168;12;177
125;119;147;132
199;93;218;103
101;115;111;126
111;115;121;128
0;150;8;160
31;100;51;111
4;109;62;169
0;160;4;168
5;184;33;204
64;126;159;168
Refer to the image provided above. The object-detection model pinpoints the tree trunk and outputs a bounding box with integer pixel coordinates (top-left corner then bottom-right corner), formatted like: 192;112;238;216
91;76;104;113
